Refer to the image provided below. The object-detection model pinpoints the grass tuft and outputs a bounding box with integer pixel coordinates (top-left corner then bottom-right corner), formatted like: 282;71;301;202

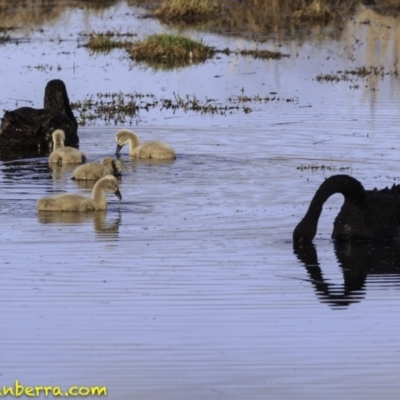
84;31;134;52
127;33;216;69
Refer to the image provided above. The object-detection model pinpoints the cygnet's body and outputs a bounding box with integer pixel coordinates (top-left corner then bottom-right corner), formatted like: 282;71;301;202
48;129;86;165
72;157;122;181
115;129;176;159
37;175;122;212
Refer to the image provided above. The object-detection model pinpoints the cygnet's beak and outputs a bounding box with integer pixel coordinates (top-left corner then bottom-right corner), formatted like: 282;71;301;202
116;144;123;154
114;189;122;200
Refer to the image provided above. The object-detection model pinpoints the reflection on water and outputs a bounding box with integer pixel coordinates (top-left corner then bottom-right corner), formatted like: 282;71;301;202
0;158;50;181
48;162;79;180
293;240;400;308
38;209;121;237
125;157;177;167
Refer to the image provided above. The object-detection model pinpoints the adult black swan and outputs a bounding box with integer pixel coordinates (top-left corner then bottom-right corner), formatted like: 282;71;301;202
293;174;400;243
0;79;79;156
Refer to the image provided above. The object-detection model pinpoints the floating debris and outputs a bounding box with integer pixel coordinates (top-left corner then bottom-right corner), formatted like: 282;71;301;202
316;66;399;83
228;91;298;104
71;90;298;125
297;164;352;172
219;47;289;60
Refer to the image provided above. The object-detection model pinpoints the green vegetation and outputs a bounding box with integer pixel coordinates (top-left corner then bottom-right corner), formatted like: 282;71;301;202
84;31;133;53
83;30;288;69
127;34;216;69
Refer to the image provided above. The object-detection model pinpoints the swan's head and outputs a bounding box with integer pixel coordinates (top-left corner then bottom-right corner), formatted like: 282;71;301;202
115;129;140;154
101;175;122;200
292;218;317;244
101;157;122;176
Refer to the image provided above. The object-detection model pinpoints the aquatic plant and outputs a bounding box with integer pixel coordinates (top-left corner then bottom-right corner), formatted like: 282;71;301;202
316;66;399;83
83;31;135;53
127;33;216;69
71;90;298;125
296;164;352;172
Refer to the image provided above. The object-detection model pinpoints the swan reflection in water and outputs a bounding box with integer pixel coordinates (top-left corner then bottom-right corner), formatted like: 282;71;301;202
293;240;400;308
37;210;121;237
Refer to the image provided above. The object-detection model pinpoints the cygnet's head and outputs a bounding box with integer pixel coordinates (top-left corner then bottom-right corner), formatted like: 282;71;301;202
101;157;122;175
115;129;139;154
101;175;122;200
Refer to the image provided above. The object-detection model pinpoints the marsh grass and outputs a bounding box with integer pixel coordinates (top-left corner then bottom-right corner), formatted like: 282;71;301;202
84;31;134;52
71;90;294;124
84;32;216;69
316;66;399;83
226;48;289;60
84;30;288;69
127;33;216;69
150;0;360;39
154;0;219;22
297;163;352;172
0;0;118;29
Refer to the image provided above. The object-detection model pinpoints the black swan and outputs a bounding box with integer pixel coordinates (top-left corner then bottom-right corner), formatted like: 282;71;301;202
0;79;79;155
293;174;400;243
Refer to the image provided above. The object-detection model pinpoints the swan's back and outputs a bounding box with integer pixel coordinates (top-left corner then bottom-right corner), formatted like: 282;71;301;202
49;147;86;164
72;157;120;181
48;129;85;165
37;194;95;212
133;141;176;159
333;186;400;241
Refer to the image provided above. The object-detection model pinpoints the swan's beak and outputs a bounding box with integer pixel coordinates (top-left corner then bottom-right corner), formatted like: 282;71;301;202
114;189;122;200
116;144;122;154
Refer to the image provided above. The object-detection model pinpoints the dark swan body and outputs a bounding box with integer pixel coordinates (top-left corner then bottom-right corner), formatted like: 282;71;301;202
293;174;400;243
0;79;79;155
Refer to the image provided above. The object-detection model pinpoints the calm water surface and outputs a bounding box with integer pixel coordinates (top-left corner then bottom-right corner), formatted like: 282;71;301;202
1;2;400;399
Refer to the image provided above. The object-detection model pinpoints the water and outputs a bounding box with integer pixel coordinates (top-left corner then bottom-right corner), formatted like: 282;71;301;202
1;2;400;399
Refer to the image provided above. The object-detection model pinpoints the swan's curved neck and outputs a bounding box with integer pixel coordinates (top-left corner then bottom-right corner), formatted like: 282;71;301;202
310;174;367;212
44;84;78;129
294;175;368;242
127;133;140;153
92;181;107;210
53;138;64;150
